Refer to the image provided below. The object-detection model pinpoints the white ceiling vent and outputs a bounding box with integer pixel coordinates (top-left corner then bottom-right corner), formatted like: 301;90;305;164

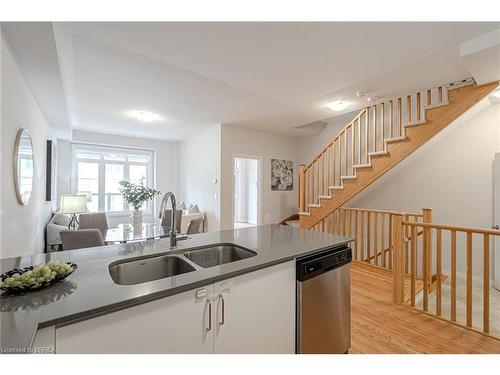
291;121;327;136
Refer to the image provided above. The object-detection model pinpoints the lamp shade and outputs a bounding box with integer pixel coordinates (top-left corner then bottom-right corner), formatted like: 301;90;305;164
60;194;88;214
77;191;93;202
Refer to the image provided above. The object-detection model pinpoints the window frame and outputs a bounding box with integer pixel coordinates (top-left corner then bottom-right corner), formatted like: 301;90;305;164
70;142;156;217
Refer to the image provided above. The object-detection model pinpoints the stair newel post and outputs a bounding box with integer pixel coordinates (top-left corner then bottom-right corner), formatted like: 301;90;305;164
392;213;404;304
298;164;306;212
422;208;433;311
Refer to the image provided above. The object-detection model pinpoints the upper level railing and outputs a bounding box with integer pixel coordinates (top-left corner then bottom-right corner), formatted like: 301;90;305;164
311;206;428;270
311;205;499;339
392;215;499;338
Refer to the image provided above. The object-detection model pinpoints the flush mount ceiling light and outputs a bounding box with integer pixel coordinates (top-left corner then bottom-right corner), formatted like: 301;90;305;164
326;100;349;112
129;110;162;123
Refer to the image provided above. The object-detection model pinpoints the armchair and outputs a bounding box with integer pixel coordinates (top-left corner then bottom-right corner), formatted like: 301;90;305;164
46;213;71;250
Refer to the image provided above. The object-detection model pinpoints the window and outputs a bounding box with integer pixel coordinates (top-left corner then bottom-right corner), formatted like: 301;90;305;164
72;144;154;214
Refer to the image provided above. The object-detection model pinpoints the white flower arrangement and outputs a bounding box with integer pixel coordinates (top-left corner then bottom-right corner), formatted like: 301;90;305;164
118;177;161;211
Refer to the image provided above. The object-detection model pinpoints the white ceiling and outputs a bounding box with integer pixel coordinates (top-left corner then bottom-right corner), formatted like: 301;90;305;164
460;29;500;85
2;22;71;138
3;22;500;140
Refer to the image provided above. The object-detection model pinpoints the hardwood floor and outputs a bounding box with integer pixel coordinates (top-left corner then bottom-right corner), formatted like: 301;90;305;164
350;261;500;353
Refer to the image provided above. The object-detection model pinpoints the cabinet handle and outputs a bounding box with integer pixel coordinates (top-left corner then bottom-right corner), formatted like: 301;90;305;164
219;294;225;325
206;300;212;332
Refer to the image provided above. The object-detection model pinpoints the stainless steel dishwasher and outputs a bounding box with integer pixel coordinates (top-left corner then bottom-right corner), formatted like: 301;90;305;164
296;245;352;354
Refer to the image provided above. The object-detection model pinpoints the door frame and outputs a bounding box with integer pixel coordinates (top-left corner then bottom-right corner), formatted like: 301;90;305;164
232;154;262;229
494;153;500;290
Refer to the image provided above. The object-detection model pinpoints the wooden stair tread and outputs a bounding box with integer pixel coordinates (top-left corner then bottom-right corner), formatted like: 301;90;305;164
384;136;407;143
423;102;449;110
406;119;427;127
353;163;372;169
368;150;389;156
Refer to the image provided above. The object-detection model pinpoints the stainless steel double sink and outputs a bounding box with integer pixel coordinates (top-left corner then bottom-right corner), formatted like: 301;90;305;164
109;244;257;285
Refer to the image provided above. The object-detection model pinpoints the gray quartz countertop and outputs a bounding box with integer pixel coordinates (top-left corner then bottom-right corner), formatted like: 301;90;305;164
0;224;350;353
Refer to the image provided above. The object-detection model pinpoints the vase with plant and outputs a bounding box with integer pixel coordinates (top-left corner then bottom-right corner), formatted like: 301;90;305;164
118;178;161;227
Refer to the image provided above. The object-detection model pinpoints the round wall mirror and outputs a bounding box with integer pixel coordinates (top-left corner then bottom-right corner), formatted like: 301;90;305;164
14;129;34;205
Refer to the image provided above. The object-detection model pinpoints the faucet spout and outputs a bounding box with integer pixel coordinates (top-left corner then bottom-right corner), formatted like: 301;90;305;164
159;192;178;248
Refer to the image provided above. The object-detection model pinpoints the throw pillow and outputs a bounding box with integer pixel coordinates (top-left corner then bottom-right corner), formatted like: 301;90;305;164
53;213;71;226
187;204;200;214
176;202;186;210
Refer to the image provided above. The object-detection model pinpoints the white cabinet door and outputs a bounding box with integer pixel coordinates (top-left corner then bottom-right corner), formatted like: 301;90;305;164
56;286;214;353
213;261;296;354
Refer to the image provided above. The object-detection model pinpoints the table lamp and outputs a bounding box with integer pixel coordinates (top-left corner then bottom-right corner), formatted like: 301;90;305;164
77;191;92;203
60;194;88;229
77;191;92;212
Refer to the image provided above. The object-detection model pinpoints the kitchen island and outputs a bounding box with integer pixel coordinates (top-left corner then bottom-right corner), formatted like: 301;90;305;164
0;224;350;354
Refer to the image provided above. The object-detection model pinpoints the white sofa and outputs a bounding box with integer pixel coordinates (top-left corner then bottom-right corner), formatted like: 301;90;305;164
46;213;71;250
177;202;206;234
181;212;206;234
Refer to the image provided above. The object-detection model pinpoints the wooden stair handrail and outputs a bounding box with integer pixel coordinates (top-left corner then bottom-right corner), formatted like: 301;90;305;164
402;220;500;236
279;213;300;225
304;108;367;170
339;207;422;216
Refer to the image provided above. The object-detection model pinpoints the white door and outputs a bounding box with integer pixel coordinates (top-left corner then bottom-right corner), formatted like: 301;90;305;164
233;159;241;223
494;153;500;290
233;156;260;228
55;286;215;353
213;261;296;354
247;159;259;225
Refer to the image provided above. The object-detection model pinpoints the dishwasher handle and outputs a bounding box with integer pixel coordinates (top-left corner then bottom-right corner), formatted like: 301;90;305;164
297;247;352;282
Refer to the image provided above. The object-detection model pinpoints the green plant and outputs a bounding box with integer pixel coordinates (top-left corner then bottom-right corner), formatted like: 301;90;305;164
118;178;161;211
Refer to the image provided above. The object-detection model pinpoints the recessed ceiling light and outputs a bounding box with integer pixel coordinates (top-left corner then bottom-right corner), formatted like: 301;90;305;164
326;100;349;112
129;110;162;123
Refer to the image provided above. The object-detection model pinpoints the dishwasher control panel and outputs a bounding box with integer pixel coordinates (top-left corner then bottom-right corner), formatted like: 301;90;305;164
296;245;352;281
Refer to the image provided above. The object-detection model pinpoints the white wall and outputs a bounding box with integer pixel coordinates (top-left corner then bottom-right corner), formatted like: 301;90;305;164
1;35;56;258
56;139;71;202
220;125;298;230
349;100;500;277
179;124;221;232
57;130;180;227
